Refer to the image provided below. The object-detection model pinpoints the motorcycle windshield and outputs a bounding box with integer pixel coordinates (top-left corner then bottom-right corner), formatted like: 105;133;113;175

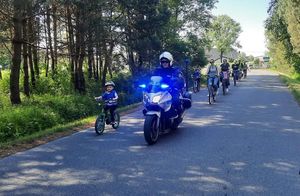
146;76;165;93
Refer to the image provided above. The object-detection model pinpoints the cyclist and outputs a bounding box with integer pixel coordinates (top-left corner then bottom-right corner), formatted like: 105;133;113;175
232;60;240;83
206;59;219;94
220;59;230;92
95;81;118;124
192;68;201;91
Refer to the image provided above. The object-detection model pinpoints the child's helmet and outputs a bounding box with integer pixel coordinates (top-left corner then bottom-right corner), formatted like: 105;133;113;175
105;81;115;87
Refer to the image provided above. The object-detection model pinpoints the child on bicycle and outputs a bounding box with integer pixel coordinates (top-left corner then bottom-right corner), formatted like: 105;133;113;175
192;68;201;83
95;81;118;124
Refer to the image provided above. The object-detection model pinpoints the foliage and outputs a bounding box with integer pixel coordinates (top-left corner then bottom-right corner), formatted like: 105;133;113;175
0;94;98;143
280;72;300;105
265;0;300;73
207;15;242;61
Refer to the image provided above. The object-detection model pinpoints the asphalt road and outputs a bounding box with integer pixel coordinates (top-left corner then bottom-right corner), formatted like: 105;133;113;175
1;70;300;196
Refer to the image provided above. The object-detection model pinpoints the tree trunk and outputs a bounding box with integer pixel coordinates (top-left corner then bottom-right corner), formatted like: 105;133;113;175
95;53;99;80
23;18;30;97
53;4;58;68
33;16;39;78
44;12;49;77
0;68;2;80
46;6;55;76
66;4;75;89
74;6;86;93
10;0;23;104
87;33;93;79
220;51;224;63
101;41;114;87
27;4;35;86
78;41;86;93
101;55;108;87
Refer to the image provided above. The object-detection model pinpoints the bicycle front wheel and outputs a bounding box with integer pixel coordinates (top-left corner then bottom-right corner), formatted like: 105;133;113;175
208;86;213;104
95;115;105;135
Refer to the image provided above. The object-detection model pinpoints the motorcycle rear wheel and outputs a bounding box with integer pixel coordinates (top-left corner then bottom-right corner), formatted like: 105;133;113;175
171;116;182;130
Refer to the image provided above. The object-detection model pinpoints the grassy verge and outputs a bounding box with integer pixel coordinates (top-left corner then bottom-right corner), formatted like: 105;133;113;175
278;72;300;105
0;102;141;158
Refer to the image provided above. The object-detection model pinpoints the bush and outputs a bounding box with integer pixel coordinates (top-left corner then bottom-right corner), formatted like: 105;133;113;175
0;94;98;143
32;68;72;95
0;106;61;143
32;94;97;121
0;70;10;95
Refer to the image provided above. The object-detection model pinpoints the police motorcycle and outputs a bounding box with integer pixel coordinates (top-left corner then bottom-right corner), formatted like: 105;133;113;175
139;76;192;145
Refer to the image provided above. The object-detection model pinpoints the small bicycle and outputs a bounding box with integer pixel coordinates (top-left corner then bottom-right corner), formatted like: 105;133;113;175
193;78;200;93
94;99;120;135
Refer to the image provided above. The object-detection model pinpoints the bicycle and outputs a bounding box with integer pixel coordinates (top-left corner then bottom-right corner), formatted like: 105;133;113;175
233;70;239;86
193;78;200;93
94;99;120;135
207;77;217;104
221;71;229;95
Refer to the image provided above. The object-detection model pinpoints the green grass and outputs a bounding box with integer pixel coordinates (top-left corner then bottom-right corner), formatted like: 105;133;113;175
0;102;141;151
279;72;300;104
0;116;95;149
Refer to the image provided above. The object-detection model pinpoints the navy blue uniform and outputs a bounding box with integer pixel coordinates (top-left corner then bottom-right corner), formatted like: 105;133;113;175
153;67;185;115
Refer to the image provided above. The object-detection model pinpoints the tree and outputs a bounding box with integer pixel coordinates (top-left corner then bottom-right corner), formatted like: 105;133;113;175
207;15;242;62
10;0;23;104
265;0;300;73
282;0;300;55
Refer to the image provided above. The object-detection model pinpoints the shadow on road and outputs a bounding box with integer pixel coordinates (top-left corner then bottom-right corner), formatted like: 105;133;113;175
1;70;300;195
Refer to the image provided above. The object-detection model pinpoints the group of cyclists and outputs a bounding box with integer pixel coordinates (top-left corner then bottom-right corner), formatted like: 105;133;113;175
192;58;249;98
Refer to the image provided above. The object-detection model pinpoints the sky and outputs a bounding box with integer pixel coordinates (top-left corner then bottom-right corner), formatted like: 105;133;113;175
212;0;270;57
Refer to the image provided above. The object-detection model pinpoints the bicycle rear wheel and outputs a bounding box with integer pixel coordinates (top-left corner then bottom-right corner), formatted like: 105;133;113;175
112;112;120;129
193;81;197;93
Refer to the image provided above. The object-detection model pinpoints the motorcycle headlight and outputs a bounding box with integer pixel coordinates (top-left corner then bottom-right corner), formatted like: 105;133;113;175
161;84;169;89
152;95;161;103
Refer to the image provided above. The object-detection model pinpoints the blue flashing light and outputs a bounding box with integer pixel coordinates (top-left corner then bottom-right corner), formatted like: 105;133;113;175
139;84;146;88
161;84;169;89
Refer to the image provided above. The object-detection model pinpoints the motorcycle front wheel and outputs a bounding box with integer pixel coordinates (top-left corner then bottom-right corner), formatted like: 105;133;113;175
144;115;159;145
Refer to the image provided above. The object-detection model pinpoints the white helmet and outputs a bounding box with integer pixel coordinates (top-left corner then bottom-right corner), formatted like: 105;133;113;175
159;51;173;65
105;81;115;87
